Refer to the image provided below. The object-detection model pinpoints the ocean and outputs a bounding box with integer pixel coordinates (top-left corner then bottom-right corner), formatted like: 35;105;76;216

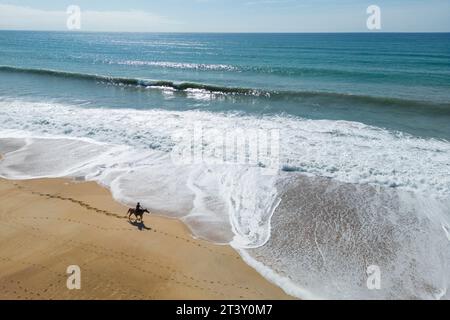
0;31;449;299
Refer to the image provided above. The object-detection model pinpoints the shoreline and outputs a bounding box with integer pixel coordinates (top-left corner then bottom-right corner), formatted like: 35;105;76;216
0;178;293;300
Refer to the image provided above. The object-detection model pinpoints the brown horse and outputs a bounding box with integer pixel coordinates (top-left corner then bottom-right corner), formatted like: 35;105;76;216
127;208;150;222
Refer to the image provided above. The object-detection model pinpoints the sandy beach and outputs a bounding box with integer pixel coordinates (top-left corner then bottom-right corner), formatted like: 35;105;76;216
0;178;291;300
1;25;449;302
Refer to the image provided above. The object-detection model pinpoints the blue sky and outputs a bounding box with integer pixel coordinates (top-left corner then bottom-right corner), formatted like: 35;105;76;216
0;0;449;32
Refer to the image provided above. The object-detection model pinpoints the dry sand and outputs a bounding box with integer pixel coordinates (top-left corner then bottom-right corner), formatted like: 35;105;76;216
0;178;291;300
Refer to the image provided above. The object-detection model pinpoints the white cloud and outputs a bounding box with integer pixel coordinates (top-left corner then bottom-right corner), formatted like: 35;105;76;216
0;4;180;32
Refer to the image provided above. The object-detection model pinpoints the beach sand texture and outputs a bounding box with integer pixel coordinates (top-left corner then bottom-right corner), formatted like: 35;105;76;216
0;178;291;300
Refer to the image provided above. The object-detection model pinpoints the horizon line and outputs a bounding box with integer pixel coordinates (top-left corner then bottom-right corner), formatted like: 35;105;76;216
1;29;450;34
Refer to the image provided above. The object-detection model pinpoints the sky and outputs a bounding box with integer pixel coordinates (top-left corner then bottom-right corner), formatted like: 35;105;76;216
0;0;449;32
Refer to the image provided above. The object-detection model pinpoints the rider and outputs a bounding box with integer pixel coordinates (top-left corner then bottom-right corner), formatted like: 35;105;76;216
135;202;142;214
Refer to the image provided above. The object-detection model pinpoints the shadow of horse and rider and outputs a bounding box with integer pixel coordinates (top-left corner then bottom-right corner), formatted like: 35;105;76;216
126;202;152;231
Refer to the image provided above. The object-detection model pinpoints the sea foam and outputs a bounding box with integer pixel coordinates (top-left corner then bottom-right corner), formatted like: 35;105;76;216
1;99;449;197
243;174;450;300
0;99;449;299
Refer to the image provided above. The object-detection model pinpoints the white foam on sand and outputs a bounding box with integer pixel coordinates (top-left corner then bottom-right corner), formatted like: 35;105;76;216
242;174;450;300
1;99;449;198
1;99;450;299
0;132;277;247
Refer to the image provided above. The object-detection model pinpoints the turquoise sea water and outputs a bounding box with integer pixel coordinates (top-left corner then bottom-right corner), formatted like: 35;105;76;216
1;31;450;299
0;31;449;138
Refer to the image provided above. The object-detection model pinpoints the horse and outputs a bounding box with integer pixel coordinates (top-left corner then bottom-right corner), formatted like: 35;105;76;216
127;208;150;222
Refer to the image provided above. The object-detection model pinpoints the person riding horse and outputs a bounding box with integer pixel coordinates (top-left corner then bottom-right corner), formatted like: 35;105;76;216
127;202;150;222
